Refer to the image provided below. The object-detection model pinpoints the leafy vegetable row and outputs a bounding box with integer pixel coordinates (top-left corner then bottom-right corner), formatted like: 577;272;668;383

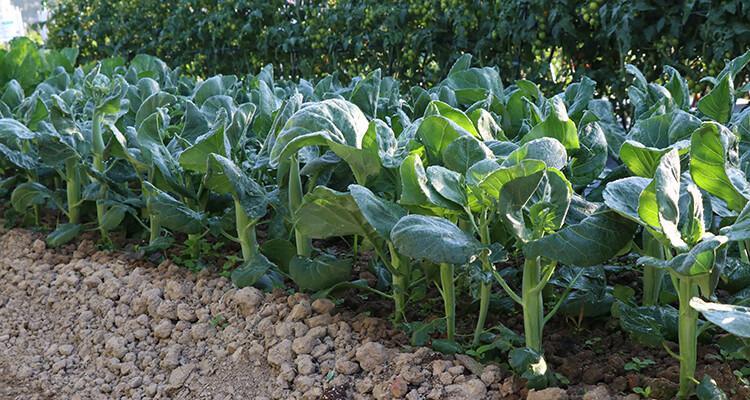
2;45;750;398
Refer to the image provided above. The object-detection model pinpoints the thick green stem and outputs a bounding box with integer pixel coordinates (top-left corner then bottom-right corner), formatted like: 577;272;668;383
440;263;456;341
643;266;665;306
289;155;311;257
235;198;258;261
388;242;410;323
642;231;665;306
522;257;544;353
677;277;699;399
472;220;492;346
91;112;109;241
149;214;161;244
64;158;81;224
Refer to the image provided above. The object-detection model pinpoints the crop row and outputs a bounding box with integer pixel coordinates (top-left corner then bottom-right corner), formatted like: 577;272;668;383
1;38;750;398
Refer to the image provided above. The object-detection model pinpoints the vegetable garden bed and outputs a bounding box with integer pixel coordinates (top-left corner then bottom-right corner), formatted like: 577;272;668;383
1;37;750;399
1;228;748;400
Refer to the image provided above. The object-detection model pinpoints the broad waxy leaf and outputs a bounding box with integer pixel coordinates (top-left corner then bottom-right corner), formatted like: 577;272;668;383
426;165;467;208
231;252;278;289
690;298;750;338
651;149;687;250
497;170;546;242
0;118;36;142
289;254;353;292
696;375;728;400
11;181;53;212
295;186;374;239
690;122;748;212
416;114;475;164
626;111;700;149
603;176;651;223
521;97;579;150
399;153;456;209
442;135;494;174
391;214;482;265
270;98;369;166
697;74;733;124
524;210;637;266
477;159;547;202
349;68;381;118
204;154;268;220
503;137;567;170
46;223;82;247
349;184;406;240
142;182;205;234
619;140;673;177
0;142;36;170
424;100;479;137
569;121;607;186
179;118;231;173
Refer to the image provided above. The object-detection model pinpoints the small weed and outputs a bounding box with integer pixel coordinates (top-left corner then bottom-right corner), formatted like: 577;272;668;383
624;357;656;372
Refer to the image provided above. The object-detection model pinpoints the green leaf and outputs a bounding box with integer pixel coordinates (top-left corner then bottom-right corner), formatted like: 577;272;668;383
652;149;687;250
442;66;503;105
99;205;127;231
524;210;637;266
619;303;679;346
135;92;177;129
260;239;296;274
442;135;494;174
431;339;463;355
270;99;369;167
697;74;733;124
603;177;651;224
193;75;238;106
620;140;672;177
143;182;205;234
640;235;728;277
349;184;406;240
426;166;468;208
46;223;82;247
690;122;748;212
497;171;546;242
231;252;276;288
477;159;547;201
569;121;607;186
508;347;553;390
503;138;568;170
0;142;36;170
289;254;353;292
695;375;728;400
627;111;700;149
179;122;230;173
416;114;475;164
470;108;506;141
522;97;579;150
424;100;479;137
0;118;36;142
295;186;373;239
690;298;750;338
11;182;53;212
391;215;482;265
564;76;596;122
664;66;690;110
204;154;269;220
399;153;456;209
349;69;381;118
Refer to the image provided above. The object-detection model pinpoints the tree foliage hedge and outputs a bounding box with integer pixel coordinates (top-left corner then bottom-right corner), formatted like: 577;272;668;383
47;0;750;96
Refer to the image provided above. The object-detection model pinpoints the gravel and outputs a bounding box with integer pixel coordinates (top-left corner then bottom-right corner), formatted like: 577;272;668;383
0;228;638;399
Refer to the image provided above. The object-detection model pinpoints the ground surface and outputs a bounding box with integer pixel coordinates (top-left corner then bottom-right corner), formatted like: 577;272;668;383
0;228;747;400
